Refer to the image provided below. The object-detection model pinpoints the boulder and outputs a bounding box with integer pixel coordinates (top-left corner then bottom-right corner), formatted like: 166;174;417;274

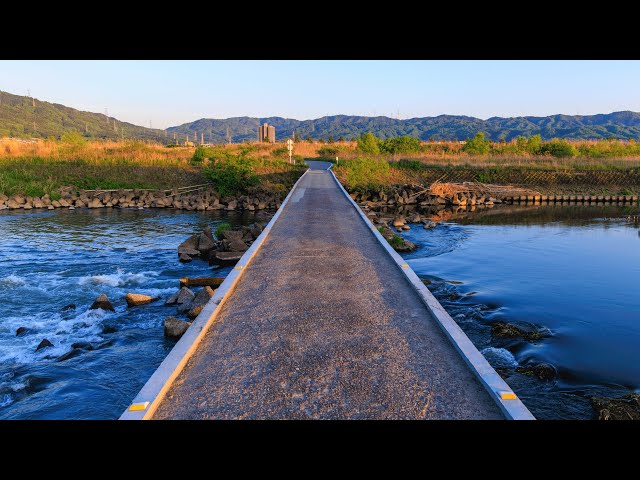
36;338;54;351
164;317;192;339
222;230;243;242
176;287;195;304
516;363;557;381
125;293;158;307
179;253;193;263
229;239;248;252
423;221;437;229
16;327;28;336
101;323;118;334
491;322;544;341
71;342;95;351
61;304;76;312
202;226;214;243
392;216;406;228
178;234;200;255
214;251;244;262
198;232;215;255
90;293;115;311
187;305;205;319
189;286;215;311
402;225;411;230
165;291;180;305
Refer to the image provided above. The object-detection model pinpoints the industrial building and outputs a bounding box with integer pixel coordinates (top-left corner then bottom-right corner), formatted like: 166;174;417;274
257;122;276;143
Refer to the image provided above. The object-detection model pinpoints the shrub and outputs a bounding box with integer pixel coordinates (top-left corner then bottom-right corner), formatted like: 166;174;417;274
462;132;490;154
357;132;381;154
396;159;423;170
539;139;578;158
527;134;542;154
335;157;390;191
380;136;421;154
214;222;232;239
192;146;216;163
61;130;87;146
317;146;339;158
203;154;259;197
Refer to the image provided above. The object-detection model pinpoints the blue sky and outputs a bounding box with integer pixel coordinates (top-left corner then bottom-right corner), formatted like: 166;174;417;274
0;60;638;129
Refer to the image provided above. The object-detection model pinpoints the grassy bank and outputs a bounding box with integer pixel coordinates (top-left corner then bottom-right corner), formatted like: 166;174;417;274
0;139;304;197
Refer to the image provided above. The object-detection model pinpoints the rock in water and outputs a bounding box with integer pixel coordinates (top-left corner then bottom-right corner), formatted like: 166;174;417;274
186;286;215;317
222;230;243;242
125;293;157;307
176;287;195;304
90;294;115;311
179;253;193;263
197;232;215;255
591;393;640;420
61;304;76;312
71;342;95;351
16;327;28;336
491;322;544;341
178;234;200;257
516;363;557;381
165;291;180;305
214;251;244;262
202;226;214;243
36;338;54;351
187;305;205;320
229;239;248;252
164;317;192;339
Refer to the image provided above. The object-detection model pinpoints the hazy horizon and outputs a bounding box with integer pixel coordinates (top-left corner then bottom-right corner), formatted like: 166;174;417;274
1;60;639;129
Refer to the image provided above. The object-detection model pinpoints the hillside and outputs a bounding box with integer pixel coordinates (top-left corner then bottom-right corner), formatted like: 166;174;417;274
0;90;167;142
168;112;640;143
2;88;639;144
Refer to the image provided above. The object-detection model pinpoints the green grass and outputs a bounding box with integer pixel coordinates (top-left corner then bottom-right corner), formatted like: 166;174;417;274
388;234;405;248
214;222;231;239
0;157;205;197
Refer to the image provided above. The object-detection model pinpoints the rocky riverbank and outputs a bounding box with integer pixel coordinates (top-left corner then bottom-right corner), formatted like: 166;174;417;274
0;188;283;212
177;219;270;263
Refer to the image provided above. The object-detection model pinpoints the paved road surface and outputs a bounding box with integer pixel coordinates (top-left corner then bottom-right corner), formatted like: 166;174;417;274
153;161;503;419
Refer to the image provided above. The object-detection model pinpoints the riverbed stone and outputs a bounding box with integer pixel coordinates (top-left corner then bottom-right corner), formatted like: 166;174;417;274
591;393;640;420
198;232;215;255
164;317;192;340
61;304;76;312
229;239;248;252
179;253;193;263
491;322;544;341
36;338;54;351
16;327;28;336
176;287;195;304
90;293;115;311
516;363;557;381
125;293;157;307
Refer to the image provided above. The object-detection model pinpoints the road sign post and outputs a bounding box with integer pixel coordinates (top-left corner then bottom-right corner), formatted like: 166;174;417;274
287;139;294;164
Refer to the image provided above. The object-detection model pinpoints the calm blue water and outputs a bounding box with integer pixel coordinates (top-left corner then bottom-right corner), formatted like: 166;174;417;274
400;204;640;419
0;208;262;419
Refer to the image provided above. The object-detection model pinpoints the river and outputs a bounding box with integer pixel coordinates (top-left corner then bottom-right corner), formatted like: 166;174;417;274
400;204;640;419
1;205;639;419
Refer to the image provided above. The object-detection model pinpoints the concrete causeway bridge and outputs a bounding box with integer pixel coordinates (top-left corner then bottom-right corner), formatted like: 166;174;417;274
121;161;534;420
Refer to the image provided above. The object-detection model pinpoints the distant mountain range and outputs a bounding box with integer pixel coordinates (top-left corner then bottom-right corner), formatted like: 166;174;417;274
2;89;640;143
169;112;640;142
0;90;167;142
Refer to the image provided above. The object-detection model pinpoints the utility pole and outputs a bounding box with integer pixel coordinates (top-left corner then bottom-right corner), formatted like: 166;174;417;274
201;132;204;145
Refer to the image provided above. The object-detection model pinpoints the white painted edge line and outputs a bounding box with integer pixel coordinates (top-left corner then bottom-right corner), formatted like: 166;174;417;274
120;167;311;420
328;169;535;420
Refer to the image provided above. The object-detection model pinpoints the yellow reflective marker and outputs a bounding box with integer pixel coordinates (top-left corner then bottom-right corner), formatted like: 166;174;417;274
401;263;409;269
499;391;517;400
129;401;150;412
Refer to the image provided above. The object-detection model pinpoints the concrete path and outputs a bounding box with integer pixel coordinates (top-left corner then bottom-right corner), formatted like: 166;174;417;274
153;161;503;419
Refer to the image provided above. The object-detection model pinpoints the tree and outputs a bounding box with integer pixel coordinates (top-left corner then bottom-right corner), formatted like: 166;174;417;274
305;136;312;143
294;133;301;142
357;132;380;154
462;132;490;154
380;135;421;154
527;134;542;154
328;135;335;144
61;130;87;146
338;136;345;142
350;137;357;142
318;138;326;144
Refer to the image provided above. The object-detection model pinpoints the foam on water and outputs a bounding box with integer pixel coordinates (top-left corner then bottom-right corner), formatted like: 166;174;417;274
0;274;27;288
481;347;519;369
78;268;159;287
